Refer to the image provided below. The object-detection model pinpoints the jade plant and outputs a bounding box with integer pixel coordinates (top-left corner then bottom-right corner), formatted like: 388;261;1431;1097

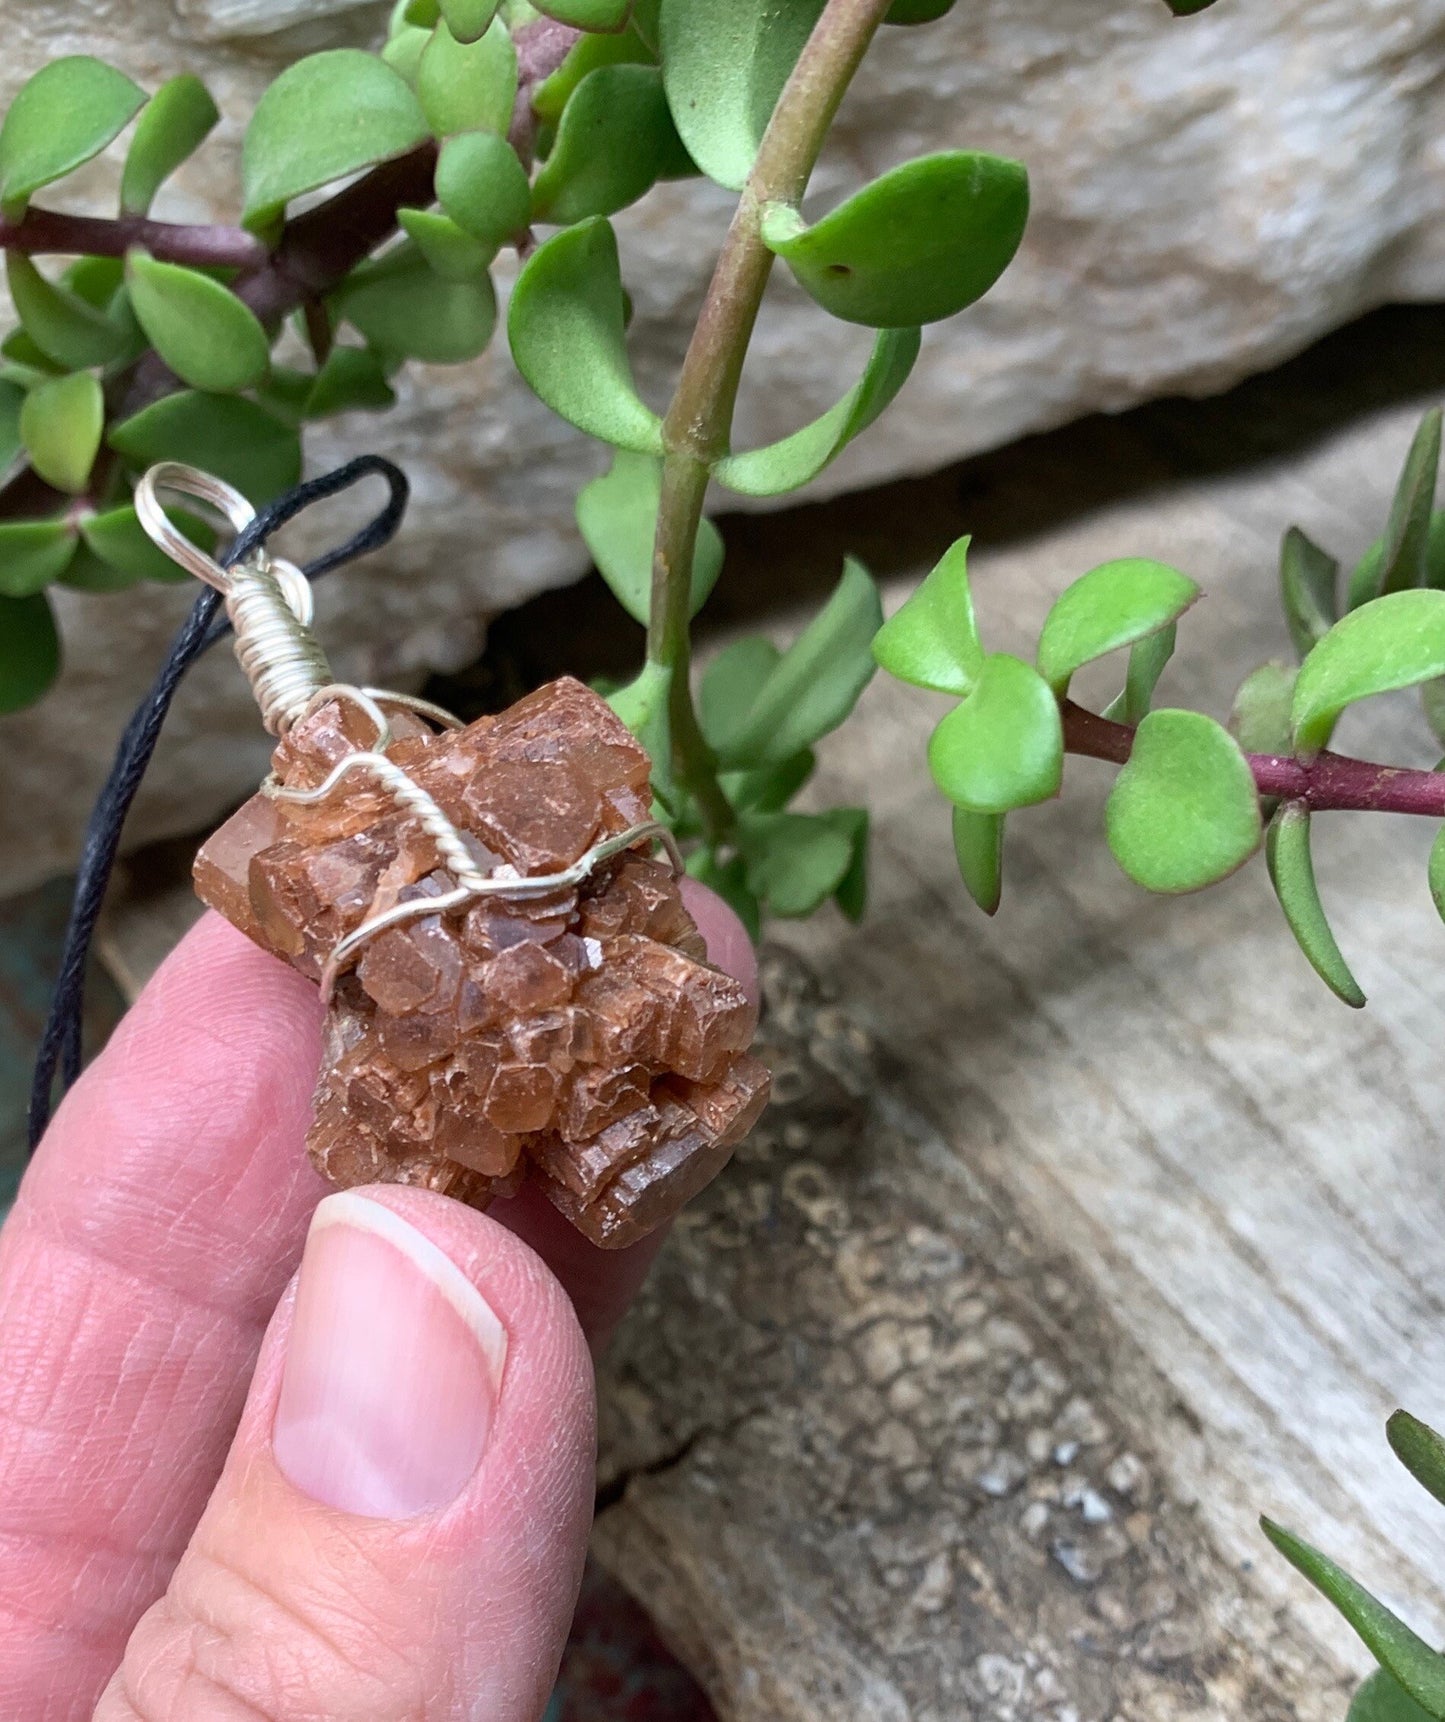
3;0;1440;1705
875;406;1445;1008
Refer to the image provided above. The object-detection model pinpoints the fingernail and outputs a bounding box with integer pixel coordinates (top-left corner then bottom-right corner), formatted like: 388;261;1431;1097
273;1192;508;1519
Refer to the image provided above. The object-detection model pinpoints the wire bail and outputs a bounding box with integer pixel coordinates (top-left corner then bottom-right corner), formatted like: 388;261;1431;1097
134;462;331;736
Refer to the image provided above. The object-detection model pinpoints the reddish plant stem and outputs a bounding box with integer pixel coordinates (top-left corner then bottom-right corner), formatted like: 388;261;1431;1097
1;24;585;525
0;207;269;269
1062;698;1445;818
117;142;440;418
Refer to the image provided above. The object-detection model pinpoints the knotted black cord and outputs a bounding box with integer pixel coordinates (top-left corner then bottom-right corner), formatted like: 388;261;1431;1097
27;455;410;1152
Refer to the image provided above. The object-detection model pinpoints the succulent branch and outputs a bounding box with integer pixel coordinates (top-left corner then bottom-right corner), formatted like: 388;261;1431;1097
645;0;896;842
0;208;267;270
1063;699;1445;818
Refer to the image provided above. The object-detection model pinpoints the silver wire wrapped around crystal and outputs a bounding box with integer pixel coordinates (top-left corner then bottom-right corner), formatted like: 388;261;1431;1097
134;461;682;997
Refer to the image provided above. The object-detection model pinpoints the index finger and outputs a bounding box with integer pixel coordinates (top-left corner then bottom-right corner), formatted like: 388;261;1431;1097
0;911;327;1717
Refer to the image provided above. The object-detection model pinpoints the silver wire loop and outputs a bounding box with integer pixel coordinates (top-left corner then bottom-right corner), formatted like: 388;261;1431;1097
136;461;333;735
136;461;684;1000
133;462;257;594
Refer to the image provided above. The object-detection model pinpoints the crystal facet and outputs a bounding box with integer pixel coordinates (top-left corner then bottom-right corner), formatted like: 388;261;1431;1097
195;677;768;1246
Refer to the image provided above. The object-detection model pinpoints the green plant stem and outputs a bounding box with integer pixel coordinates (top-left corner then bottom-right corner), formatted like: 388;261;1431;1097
647;0;895;843
1064;698;1445;817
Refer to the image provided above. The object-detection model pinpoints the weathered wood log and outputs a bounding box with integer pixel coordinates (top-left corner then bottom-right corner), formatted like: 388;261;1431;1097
593;391;1445;1716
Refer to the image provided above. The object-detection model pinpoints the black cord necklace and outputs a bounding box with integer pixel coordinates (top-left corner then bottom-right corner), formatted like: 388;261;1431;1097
27;455;410;1151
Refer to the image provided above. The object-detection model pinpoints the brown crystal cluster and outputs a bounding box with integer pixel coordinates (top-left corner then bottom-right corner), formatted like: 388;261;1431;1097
195;677;769;1247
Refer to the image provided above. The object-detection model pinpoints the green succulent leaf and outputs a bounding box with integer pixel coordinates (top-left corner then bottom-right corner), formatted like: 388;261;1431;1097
928;652;1063;814
1264;801;1365;1007
721;747;816;815
0;590;60;711
1349;1670;1437;1722
0;328;63;380
699;636;778;747
606;658;674;807
0;520;77;597
398;206;495;280
885;0;956;19
6;253;125;369
760;151;1029;328
740;809;858;918
439;0;502;40
1424;677;1445;749
120;75;219;216
952;805;1004;915
533;0;632;25
0;380;24;474
1261;1519;1445;1715
507;218;663;452
1164;0;1220;11
0;57;145;217
710;557;882;769
1349;409;1442;609
304;345;397;417
576;450;723;625
58;545;137;593
418;18;518;137
658;0;826;192
1101;624;1177;726
435;131;532;244
531;64;685;224
1354;513;1445;610
382;24;433;85
19;372;102;499
1105;709;1261;893
109;390;302;504
713;326;920;497
252;364;311;426
872;535;981;696
1292;589;1445;757
1430;827;1445;928
242;50;429;231
1387;1411;1445;1512
686;846;761;942
125;251;270;391
1229;660;1296;756
67;255;126;306
19;372;103;496
831;806;870;921
1036;557;1198;697
532;22;655;123
1279;525;1339;658
333;247;496;363
79;502;214;585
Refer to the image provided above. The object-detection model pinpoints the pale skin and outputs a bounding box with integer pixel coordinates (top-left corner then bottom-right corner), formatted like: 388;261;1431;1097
0;881;757;1721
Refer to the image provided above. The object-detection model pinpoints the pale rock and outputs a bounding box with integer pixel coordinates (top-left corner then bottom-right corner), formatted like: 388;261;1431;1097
3;0;1444;890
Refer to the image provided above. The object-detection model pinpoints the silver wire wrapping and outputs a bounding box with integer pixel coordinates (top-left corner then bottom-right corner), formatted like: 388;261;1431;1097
134;462;329;736
134;462;683;999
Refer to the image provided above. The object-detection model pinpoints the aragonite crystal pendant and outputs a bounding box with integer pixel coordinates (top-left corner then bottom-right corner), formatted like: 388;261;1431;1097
195;676;770;1247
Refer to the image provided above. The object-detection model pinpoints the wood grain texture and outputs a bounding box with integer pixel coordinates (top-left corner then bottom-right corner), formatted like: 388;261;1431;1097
669;390;1445;1700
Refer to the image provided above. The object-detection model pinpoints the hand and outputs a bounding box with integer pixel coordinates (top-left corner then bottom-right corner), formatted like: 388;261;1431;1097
0;884;756;1721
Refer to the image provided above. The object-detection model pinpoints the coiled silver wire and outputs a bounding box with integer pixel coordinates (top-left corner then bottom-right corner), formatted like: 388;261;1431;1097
134;462;331;736
227;559;333;736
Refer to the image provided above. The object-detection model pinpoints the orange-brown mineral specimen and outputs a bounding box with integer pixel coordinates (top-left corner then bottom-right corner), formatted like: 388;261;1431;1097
195;677;769;1246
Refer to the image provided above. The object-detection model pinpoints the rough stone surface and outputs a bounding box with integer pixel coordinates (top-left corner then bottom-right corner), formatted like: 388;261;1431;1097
4;0;1445;890
195;677;767;1244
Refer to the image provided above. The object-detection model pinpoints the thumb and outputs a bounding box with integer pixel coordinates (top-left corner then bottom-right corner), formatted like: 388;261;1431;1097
95;1187;595;1722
